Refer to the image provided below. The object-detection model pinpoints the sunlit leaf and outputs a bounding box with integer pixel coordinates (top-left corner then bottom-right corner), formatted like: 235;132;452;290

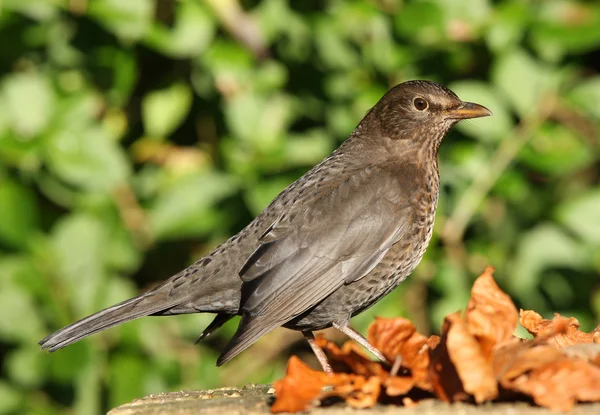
142;83;193;138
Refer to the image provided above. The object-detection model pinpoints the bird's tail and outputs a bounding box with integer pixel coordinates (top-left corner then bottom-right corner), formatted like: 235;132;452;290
39;291;184;352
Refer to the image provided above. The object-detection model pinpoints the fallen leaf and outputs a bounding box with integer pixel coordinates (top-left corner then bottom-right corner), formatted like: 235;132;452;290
325;375;381;409
507;357;600;412
520;310;600;348
465;265;518;359
430;312;498;403
497;344;564;384
315;335;385;377
271;356;329;413
367;317;439;390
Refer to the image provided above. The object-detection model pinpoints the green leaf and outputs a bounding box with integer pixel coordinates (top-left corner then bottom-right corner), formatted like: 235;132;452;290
108;353;150;407
88;0;153;43
531;1;600;61
0;381;22;415
518;123;593;175
1;72;54;138
45;126;131;191
568;76;600;119
225;92;292;153
148;172;239;240
510;224;585;310
0;178;39;249
145;1;215;58
395;1;445;45
449;81;514;142
557;190;600;245
492;48;554;116
485;0;528;51
5;347;45;388
51;214;108;315
0;281;44;343
142;83;193;138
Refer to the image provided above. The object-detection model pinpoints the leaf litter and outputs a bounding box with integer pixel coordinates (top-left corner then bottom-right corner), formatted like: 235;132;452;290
271;266;600;413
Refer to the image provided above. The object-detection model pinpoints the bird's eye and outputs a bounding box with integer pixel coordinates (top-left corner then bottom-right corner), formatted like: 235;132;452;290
413;97;428;111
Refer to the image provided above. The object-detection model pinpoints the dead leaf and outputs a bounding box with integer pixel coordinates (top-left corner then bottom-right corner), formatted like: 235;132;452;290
465;266;518;359
315;335;385;377
367;317;439;390
325;375;381;409
497;344;564;384
271;356;329;413
520;310;600;348
507;357;600;412
384;375;415;396
430;312;498;403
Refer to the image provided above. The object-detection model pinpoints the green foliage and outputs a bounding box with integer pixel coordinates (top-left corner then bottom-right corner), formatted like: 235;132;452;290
0;1;598;414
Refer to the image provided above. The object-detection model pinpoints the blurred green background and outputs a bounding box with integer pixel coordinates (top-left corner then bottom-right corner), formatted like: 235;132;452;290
0;0;599;413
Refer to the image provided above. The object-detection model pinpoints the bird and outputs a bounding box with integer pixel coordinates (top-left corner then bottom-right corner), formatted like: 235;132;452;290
39;80;491;373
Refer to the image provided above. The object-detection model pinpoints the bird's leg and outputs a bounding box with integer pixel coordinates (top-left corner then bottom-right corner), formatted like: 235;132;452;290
333;322;390;364
302;331;332;374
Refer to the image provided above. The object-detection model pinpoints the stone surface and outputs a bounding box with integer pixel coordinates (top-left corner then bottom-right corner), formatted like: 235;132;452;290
108;384;600;415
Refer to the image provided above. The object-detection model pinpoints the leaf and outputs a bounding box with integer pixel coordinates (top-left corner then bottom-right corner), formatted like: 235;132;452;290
142;83;193;138
0;281;45;343
569;76;600;119
518;123;594;176
557;190;600;245
1;72;54;138
88;0;153;43
5;347;45;388
465;266;518;359
431;312;498;404
0;381;22;415
531;1;600;60
45;126;131;191
148;172;238;240
505;356;600;412
395;1;445;45
367;317;438;390
51;213;109;315
519;310;600;348
0;178;39;249
271;356;329;413
492;48;555;116
315;335;384;377
145;1;215;58
510;224;584;310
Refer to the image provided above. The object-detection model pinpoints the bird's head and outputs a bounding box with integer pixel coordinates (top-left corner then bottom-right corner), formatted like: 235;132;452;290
369;80;492;150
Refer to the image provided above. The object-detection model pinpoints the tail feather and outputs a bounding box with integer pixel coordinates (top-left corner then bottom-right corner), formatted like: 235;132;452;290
39;293;183;352
216;316;279;366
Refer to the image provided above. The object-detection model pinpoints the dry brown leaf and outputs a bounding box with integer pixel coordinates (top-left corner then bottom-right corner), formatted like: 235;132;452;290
520;310;600;348
325;375;381;409
507;357;600;412
465;266;518;359
430;312;498;403
367;317;419;362
562;343;600;364
271;356;329;413
315;335;385;377
367;317;439;390
273;266;600;413
497;344;564;384
383;375;415;396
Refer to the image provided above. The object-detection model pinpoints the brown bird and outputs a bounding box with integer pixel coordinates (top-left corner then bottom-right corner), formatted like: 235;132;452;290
39;80;491;372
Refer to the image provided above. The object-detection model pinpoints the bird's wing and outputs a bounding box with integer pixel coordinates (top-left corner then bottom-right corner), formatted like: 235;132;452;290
217;166;415;364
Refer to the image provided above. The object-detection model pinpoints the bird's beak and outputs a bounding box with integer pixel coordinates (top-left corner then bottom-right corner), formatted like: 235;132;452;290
445;102;493;120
